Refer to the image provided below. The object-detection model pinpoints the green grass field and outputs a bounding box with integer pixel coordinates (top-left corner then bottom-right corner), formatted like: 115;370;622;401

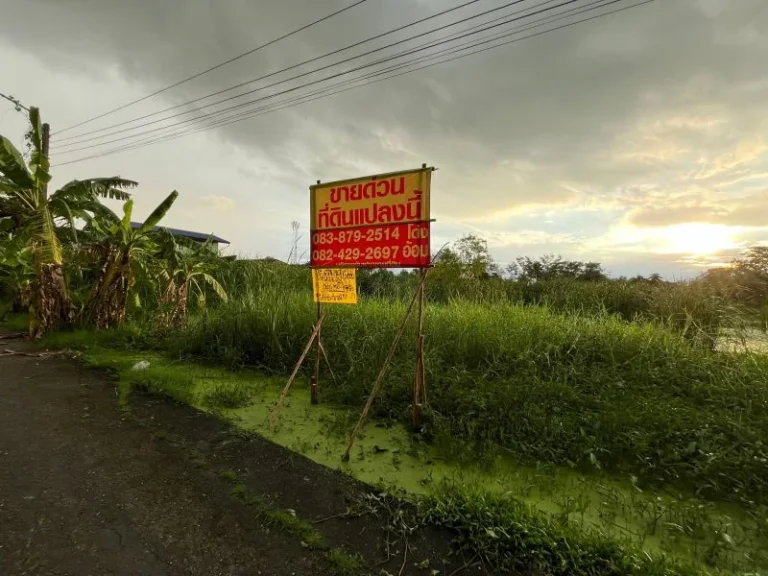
169;282;768;508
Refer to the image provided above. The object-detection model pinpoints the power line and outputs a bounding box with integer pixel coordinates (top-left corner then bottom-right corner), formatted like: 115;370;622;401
54;0;622;157
55;0;643;163
54;0;655;167
77;1;573;153
54;0;373;135
55;0;575;152
54;0;565;152
117;0;627;146
0;92;30;113
53;0;489;144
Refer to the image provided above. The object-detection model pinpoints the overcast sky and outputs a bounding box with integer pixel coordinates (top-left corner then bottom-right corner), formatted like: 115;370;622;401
1;0;766;277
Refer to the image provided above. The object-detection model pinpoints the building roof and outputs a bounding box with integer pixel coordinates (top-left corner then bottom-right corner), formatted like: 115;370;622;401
130;222;230;245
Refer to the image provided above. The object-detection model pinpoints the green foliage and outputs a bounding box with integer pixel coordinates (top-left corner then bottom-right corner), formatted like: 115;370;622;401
0;309;30;332
1;108;138;335
40;325;151;351
138;190;179;234
82;190;179;329
325;547;363;576
420;482;701;576
202;381;254;409
510;277;728;347
227;481;324;548
154;228;228;310
41;324;767;573
268;509;323;547
703;247;768;312
0;235;34;308
49;177;137;242
510;253;607;282
172;267;768;505
219;469;239;483
350;247;730;346
231;483;248;500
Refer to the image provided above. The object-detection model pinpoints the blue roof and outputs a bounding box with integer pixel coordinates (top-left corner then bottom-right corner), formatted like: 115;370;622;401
130;222;230;244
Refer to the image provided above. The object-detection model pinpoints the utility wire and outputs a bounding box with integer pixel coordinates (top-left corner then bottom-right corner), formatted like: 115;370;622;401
55;0;577;151
56;0;636;161
0;92;30;113
55;0;655;167
54;0;372;135
110;0;621;147
55;0;565;152
53;0;489;144
56;0;625;157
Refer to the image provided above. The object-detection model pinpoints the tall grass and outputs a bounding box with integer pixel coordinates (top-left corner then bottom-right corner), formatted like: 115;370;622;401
502;278;728;347
168;268;768;505
213;260;731;345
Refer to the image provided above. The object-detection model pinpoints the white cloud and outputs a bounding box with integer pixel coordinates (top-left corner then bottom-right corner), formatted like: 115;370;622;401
201;195;235;212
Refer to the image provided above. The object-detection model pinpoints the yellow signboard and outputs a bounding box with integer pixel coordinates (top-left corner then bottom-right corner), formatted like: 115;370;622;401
310;167;431;231
312;268;357;305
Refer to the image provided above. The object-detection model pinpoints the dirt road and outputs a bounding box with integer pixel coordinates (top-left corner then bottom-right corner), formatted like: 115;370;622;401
0;338;462;576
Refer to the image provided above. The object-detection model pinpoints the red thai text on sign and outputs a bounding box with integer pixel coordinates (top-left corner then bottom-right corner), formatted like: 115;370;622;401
310;168;431;268
311;222;430;268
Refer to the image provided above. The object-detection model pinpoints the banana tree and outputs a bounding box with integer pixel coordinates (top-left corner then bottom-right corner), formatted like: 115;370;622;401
0;107;136;336
154;229;228;328
0;232;35;312
84;190;179;329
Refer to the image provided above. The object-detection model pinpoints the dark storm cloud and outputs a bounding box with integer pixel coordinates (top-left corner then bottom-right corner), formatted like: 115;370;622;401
1;0;767;243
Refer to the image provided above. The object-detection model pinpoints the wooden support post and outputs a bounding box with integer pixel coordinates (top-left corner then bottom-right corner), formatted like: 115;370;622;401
270;312;325;426
412;268;427;428
420;269;428;406
310;375;318;405
342;271;429;461
312;301;322;405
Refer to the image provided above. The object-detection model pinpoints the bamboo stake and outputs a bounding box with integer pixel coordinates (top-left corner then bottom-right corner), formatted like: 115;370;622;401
270;312;325;426
419;268;428;407
412;269;426;428
312;301;322;405
319;341;337;385
342;271;428;461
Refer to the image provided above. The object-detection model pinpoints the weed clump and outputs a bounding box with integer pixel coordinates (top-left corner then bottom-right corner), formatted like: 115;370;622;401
203;382;253;408
325;547;363;575
420;482;702;576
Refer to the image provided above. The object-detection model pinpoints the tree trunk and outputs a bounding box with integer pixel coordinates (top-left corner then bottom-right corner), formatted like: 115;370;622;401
157;278;188;329
84;251;131;330
29;263;69;338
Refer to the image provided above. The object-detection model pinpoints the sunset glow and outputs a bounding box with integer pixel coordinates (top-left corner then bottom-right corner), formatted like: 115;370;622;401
658;223;737;255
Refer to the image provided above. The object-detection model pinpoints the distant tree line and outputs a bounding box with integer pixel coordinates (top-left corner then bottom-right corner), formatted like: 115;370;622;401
353;234;767;334
356;233;663;299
